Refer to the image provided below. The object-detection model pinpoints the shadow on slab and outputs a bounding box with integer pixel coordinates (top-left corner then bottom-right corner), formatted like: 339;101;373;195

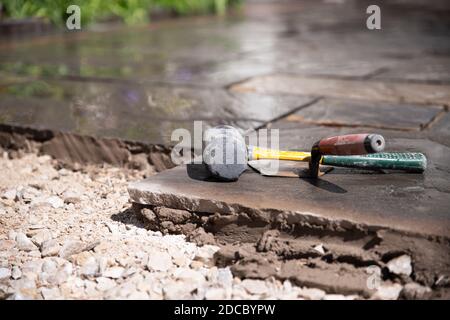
302;177;348;194
186;163;239;183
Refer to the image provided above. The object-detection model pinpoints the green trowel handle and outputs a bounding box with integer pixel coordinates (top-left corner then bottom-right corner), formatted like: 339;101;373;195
322;152;427;172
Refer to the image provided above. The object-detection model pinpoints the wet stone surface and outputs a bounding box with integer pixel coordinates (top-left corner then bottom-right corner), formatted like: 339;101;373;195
230;75;450;106
0;80;314;145
373;57;450;83
283;98;443;131
1;0;450;145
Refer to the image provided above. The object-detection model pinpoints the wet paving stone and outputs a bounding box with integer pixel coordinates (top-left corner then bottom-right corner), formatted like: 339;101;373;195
0;17;282;86
374;57;450;83
230;74;450;105
0;80;314;145
283;98;444;131
427;112;450;148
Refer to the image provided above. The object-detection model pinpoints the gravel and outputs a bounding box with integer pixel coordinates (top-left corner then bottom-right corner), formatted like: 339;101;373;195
0;151;361;300
0;267;11;280
401;283;432;299
371;283;403;300
387;255;413;277
147;251;173;272
15;232;38;252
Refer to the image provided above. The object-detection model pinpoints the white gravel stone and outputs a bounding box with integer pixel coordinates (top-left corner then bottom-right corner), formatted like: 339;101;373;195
194;245;220;264
163;282;194;300
42;259;58;274
147;251;173;272
8;230;17;240
15;232;38;251
59;240;85;258
313;244;326;255
2;188;17;200
19;186;41;202
80;257;99;277
172;255;189;267
12;277;38;298
46;267;71;286
31;229;52;247
298;287;326;300
173;268;206;285
127;291;150;300
84;280;100;297
21;260;43;276
41;287;62;300
217;268;233;288
82;207;93;215
103;266;125;279
96;277;116;291
105;222;120;235
205;287;227;300
241;279;268;295
46;196;64;209
41;239;60;257
372;283;403;300
0;267;12;280
387;255;412;276
62;191;81;204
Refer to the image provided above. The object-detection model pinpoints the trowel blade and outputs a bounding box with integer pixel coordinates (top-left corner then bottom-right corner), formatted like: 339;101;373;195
247;160;333;178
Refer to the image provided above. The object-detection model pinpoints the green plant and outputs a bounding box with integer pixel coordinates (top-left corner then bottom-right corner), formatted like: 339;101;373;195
108;0;151;25
2;0;110;25
1;0;242;26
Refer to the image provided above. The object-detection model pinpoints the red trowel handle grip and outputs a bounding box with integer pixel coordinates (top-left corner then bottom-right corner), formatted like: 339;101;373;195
312;133;385;156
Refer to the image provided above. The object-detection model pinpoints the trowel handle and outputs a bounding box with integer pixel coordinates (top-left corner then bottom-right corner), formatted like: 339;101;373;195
312;133;385;156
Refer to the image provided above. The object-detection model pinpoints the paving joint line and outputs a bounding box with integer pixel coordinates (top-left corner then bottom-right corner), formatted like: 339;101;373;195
254;96;323;131
420;107;449;131
282;118;421;132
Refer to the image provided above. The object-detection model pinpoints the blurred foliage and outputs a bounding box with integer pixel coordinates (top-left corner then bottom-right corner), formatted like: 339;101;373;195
5;80;66;100
1;0;242;26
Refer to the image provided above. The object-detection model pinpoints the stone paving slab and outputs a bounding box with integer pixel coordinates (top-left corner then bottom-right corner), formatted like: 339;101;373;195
428;112;450;147
0;79;314;145
374;57;450;83
283;98;444;131
1;0;449;147
0;18;282;87
128;146;450;238
3;0;448;89
230;74;450;105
